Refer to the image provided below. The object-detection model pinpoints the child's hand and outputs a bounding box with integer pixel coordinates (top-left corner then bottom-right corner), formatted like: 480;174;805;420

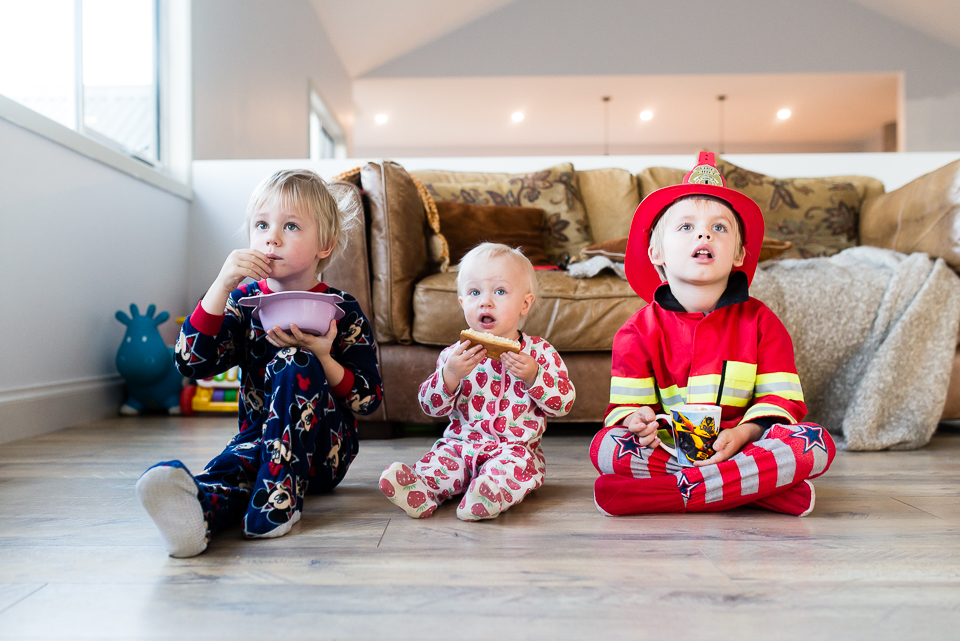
501;352;538;388
442;340;486;392
266;320;336;358
625;406;662;448
693;422;764;466
215;249;272;293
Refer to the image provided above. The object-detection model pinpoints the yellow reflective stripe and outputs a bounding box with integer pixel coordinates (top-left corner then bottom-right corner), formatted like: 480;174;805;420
605;406;637;427
742;403;795;424
609;376;657;404
755;373;804;401
724;361;757;380
687;374;721;404
658;385;686;409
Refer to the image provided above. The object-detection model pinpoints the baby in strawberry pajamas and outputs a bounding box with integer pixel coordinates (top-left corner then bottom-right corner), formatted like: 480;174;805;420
379;243;576;521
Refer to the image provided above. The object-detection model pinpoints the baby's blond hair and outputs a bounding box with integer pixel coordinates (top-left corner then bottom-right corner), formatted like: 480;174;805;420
649;195;745;280
245;169;359;274
456;243;538;298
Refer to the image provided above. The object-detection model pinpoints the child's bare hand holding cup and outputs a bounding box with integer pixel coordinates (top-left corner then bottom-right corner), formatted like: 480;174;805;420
625;406;662;448
441;340;486;393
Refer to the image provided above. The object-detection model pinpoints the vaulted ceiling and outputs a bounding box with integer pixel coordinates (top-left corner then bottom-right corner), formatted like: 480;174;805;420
310;0;960;79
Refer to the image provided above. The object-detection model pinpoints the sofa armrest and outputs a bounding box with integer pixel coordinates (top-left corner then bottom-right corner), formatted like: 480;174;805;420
860;159;960;271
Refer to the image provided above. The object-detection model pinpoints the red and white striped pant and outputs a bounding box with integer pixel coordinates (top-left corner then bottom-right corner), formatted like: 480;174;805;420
590;423;835;514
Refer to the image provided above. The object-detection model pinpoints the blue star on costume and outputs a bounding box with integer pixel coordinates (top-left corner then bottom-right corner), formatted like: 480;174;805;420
611;431;646;460
676;474;702;501
788;424;828;454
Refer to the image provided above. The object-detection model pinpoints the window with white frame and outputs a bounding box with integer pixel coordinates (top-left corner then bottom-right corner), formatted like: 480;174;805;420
0;0;160;164
309;84;346;160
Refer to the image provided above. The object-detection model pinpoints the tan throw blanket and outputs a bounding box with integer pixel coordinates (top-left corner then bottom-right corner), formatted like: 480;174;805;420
751;248;960;450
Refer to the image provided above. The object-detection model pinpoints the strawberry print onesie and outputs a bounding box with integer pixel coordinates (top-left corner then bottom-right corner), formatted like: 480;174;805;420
383;333;575;520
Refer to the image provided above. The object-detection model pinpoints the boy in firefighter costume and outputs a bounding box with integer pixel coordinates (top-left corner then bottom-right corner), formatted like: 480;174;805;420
591;152;835;517
136;170;382;557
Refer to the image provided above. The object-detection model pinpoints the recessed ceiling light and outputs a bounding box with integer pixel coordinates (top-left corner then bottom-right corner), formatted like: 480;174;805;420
639;110;653;121
375;114;388;124
777;109;791;120
511;112;524;122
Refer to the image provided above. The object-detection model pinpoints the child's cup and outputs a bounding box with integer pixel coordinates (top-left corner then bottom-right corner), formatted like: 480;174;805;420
656;404;722;466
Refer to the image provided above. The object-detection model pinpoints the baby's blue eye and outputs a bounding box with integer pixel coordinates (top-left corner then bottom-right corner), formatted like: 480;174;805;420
254;221;268;230
469;290;480;296
495;288;506;295
713;223;727;232
679;223;692;231
284;222;299;231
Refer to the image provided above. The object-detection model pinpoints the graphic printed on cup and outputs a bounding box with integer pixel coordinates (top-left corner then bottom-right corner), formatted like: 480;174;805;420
656;404;722;466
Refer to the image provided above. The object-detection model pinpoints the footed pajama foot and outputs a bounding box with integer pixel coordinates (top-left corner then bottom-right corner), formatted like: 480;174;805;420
136;461;208;557
379;463;438;518
457;474;503;521
750;480;816;517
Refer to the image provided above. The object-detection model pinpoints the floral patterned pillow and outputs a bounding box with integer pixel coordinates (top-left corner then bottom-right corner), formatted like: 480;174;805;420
637;158;885;259
416;163;592;264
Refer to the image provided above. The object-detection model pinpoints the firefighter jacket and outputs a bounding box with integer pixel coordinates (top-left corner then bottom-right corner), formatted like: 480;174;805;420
605;271;806;431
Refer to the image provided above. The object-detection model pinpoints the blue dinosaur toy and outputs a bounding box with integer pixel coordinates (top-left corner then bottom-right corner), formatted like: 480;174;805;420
115;304;183;415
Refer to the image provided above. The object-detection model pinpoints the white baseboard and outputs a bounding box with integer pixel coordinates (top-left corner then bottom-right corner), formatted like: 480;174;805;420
0;376;125;445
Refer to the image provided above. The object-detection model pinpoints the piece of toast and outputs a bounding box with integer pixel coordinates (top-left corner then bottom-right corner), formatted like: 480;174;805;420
459;329;521;362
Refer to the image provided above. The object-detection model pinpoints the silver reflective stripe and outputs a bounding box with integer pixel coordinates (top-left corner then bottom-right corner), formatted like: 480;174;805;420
596;429;623;474
701;464;724;503
688;384;720;396
629;451;652;479
811;442;828;476
755;381;803;395
610;385;654;398
735;453;760;495
753;438;796;487
722;386;753;399
661;391;684;407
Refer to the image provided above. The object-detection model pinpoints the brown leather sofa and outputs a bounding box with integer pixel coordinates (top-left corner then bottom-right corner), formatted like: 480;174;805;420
323;158;960;433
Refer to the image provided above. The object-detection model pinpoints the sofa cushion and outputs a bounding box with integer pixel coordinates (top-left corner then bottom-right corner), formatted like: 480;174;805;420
413;163;592;264
637;158;885;259
437;201;551;266
360;161;433;345
860;158;960;272
412;271;643;351
577;167;640;244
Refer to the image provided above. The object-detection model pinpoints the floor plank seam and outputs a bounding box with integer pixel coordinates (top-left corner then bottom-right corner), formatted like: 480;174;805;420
0;584;47;616
698;548;739;590
377;519;391;548
890;497;942;519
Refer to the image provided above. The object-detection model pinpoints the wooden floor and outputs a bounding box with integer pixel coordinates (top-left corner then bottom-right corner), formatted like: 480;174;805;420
1;418;959;640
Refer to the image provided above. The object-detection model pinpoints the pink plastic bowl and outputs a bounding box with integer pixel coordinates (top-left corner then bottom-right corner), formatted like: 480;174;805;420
239;291;345;336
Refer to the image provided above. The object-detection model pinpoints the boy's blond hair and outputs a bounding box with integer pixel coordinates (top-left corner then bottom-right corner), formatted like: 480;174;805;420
245;169;359;274
649;195;746;280
456;243;538;298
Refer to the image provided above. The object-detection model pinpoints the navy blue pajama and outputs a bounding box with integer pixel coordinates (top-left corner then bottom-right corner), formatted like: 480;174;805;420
156;280;382;538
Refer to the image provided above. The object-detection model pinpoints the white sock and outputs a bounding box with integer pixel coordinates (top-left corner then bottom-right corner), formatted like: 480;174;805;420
136;465;208;557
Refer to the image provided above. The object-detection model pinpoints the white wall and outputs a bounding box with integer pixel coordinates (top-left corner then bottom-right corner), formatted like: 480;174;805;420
0;118;190;444
192;0;353;160
363;0;960;152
